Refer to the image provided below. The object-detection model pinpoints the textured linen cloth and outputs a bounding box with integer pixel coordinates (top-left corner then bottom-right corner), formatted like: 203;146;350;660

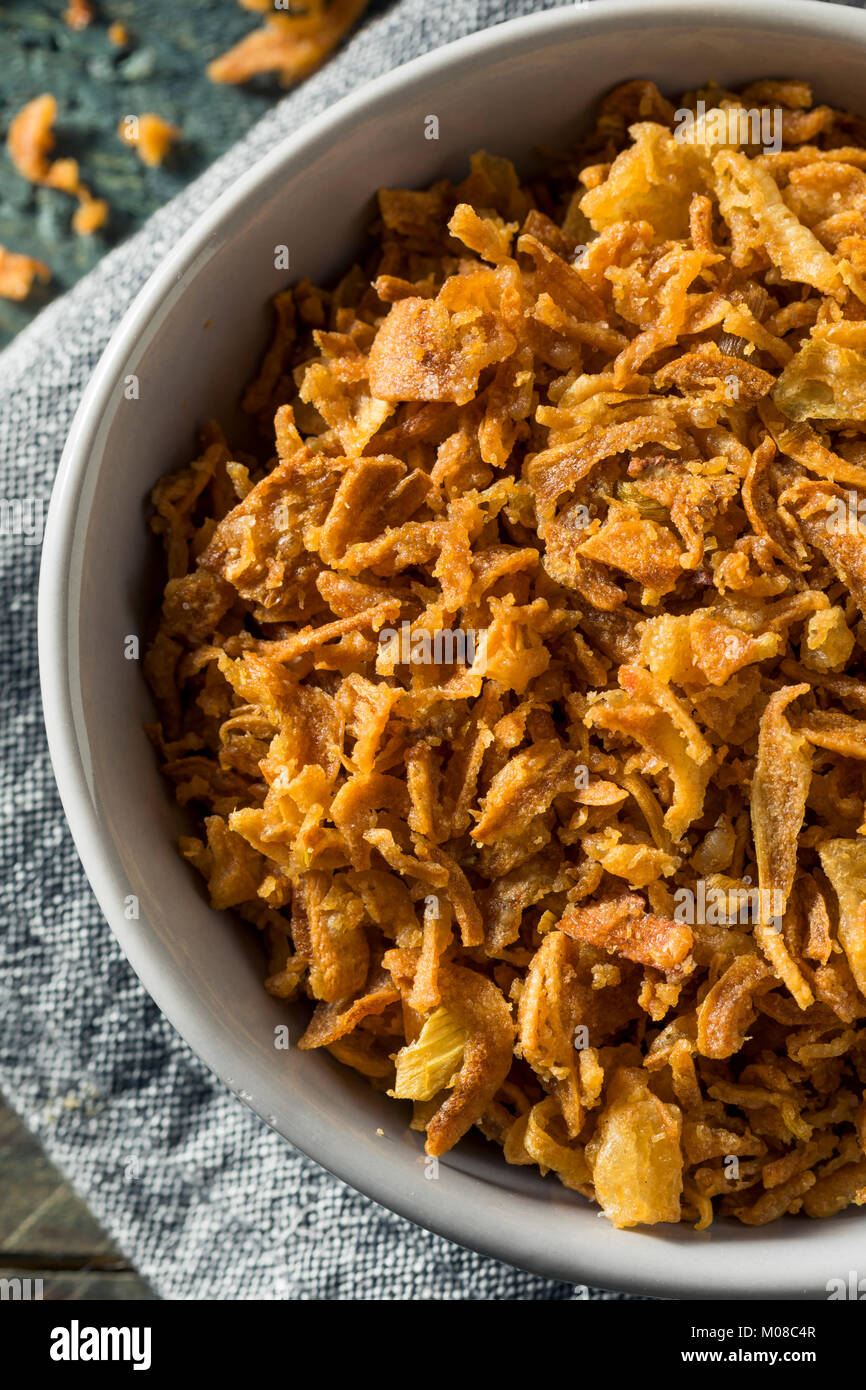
1;0;860;1302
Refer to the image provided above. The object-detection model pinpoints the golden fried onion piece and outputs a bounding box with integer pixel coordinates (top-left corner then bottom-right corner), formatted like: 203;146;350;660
588;1068;684;1228
749;685;815;1009
209;0;369;87
387;951;515;1157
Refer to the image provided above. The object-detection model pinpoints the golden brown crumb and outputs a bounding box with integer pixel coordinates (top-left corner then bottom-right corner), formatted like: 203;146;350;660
107;20;129;46
208;0;368;86
64;0;94;30
0;245;50;300
71;192;109;236
117;113;180;169
7;95;63;183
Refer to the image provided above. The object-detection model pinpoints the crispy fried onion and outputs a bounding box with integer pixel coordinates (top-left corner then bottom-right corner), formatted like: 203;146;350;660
560;893;693;974
586;665;713;841
696;954;774;1058
587;1068;684;1228
387;951;515;1157
749;686;814;1009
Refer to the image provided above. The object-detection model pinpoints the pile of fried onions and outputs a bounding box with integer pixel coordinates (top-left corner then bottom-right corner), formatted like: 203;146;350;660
146;79;866;1229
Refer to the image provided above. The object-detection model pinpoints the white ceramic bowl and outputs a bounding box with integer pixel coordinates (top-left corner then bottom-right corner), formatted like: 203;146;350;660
40;0;866;1299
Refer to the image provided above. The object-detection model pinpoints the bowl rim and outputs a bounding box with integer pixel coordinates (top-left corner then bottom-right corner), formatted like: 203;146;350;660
38;0;866;1299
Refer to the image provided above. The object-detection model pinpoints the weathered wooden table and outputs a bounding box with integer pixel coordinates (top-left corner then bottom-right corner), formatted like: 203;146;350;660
0;1095;157;1299
0;0;278;350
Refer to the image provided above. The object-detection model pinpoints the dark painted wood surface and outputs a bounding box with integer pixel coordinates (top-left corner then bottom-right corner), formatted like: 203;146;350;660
0;1093;157;1299
0;0;290;350
0;0;392;349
